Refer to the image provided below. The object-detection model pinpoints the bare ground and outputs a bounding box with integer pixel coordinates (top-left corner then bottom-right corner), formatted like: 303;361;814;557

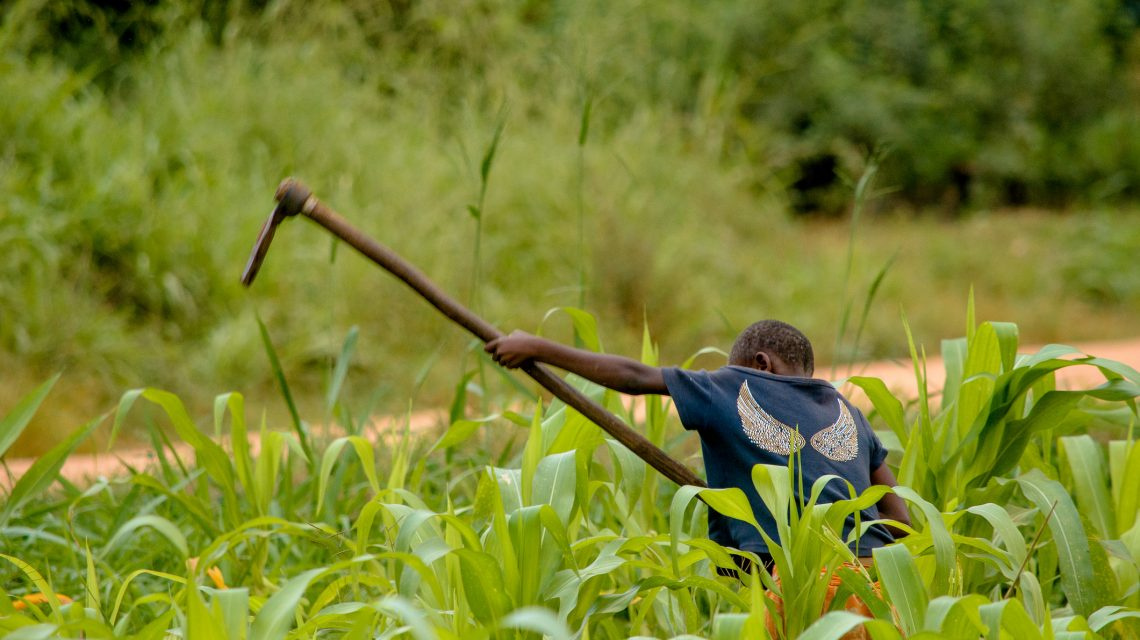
5;338;1139;490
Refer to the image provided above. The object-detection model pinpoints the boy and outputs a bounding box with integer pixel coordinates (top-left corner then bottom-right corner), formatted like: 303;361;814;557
485;319;910;571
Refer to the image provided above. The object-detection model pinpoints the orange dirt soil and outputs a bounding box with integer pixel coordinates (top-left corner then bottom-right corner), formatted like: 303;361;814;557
4;338;1139;490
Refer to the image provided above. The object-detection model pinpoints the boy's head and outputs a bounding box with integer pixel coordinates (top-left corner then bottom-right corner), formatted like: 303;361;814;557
728;320;815;377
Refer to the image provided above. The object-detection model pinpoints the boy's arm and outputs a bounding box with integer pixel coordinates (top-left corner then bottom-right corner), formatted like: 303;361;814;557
485;330;669;396
870;462;911;539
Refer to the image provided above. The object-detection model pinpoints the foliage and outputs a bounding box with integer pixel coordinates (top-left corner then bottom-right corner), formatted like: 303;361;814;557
2;311;1140;637
12;0;1140;212
2;1;1140;441
722;0;1140;211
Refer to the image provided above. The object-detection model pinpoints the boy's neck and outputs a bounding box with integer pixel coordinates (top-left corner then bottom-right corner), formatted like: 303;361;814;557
731;351;810;378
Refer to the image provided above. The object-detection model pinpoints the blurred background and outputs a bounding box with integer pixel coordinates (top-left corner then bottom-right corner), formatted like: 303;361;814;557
3;0;1139;454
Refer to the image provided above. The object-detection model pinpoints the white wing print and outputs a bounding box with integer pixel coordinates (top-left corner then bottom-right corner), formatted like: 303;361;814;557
737;381;806;455
809;399;860;462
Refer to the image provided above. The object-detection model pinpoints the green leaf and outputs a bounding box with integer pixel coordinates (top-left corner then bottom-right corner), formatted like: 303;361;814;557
1059;435;1115;539
1;414;102;525
325;325;359;414
83;543;100;614
480;114;506;185
978;599;1043;640
606;439;646;510
0;374;59;459
101;515;189;560
893;486;955;596
711;613;752;640
940;337;967;412
0;554;65;624
532;451;577;524
448;369;477;424
500;605;572;639
257;315;312;465
248;568;323;639
5;624;62;640
393;509;441;553
577;95;593;147
681;346;727;369
206;587;248;640
316;436;379;515
965;503;1026;572
1111;438;1140;534
454;548;512;624
134;389;241;522
700;487;761;530
431;415;496;452
669;485;705;576
1087;605;1140;632
108;568;187;626
372;596;437;640
752;464;793;548
253;430;285;519
873;544;928;636
1016;469;1116;616
521;404;543;505
923;594;988;638
509;505;544;606
798;611;870;640
542;307;602;352
846;376;907;442
186;581;227;640
214;393;254;514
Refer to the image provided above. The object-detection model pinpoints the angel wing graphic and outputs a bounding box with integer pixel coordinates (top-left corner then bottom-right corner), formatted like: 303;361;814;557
737;381;806;455
809;399;860;462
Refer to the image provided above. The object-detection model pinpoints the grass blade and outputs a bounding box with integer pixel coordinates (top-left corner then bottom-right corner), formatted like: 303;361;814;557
1;414;102;525
0;554;65;624
256;314;312;465
0;374;59;459
248;568;324;639
101;515;189;560
325;325;359;415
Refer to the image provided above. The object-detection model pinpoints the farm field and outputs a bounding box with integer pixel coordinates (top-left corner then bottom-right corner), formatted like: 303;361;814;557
5;0;1140;453
7;337;1140;491
2;310;1140;638
4;1;1140;638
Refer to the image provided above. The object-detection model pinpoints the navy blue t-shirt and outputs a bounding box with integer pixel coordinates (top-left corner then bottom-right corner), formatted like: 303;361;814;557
662;365;894;556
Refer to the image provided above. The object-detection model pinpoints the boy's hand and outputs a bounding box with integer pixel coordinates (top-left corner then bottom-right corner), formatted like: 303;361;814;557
485;330;541;368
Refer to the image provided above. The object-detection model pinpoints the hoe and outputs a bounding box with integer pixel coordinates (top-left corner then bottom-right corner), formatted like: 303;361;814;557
241;178;704;488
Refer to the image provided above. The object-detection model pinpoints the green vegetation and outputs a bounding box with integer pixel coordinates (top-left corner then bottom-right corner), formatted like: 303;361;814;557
1;312;1139;637
4;1;1140;450
6;1;1140;634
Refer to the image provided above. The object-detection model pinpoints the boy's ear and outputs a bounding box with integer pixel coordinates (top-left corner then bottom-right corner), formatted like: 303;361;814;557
753;352;772;372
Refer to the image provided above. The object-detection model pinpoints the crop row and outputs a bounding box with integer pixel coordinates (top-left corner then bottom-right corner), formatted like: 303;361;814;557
1;310;1139;638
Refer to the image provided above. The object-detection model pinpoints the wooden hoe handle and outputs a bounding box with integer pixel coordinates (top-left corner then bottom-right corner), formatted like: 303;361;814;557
252;178;706;489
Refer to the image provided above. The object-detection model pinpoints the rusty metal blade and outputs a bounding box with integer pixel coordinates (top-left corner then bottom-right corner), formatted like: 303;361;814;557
240;204;285;286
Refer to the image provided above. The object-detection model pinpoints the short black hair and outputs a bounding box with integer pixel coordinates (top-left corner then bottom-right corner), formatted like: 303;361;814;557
729;320;814;375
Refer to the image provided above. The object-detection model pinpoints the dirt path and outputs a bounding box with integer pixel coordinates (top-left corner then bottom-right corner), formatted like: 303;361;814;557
6;338;1140;489
837;337;1140;406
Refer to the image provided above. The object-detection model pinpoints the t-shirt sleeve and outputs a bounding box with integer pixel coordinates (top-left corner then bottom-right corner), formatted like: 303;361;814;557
859;406;889;470
661;367;715;431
